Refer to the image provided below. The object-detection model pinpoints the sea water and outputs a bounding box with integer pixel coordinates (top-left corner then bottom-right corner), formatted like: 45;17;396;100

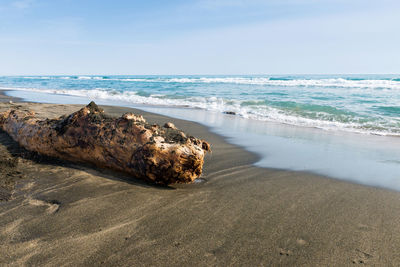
1;75;400;190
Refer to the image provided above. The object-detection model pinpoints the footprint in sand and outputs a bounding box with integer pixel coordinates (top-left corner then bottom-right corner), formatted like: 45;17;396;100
296;239;307;246
357;223;372;231
278;248;292;256
352;248;373;264
27;198;61;214
278;239;307;258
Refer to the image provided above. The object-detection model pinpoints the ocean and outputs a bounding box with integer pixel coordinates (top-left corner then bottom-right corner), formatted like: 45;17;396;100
1;75;400;190
1;75;400;136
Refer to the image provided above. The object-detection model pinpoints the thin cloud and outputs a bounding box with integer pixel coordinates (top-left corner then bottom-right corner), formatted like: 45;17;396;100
12;0;35;9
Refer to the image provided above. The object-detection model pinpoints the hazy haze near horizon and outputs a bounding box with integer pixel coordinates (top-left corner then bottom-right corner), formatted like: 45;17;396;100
0;0;399;75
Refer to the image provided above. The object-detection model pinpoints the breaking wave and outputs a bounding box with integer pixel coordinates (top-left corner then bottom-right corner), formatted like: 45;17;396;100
2;86;399;136
16;76;400;89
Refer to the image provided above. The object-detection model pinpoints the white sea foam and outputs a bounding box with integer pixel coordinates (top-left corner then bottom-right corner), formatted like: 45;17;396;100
15;76;400;89
68;77;400;90
78;76;95;80
2;86;399;136
22;76;52;79
147;77;400;89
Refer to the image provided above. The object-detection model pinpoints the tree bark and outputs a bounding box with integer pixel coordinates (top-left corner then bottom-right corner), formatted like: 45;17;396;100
0;102;210;185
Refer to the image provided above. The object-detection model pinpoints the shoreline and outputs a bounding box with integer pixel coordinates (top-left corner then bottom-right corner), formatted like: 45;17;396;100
3;85;400;137
4;89;400;192
0;89;393;192
2;92;400;265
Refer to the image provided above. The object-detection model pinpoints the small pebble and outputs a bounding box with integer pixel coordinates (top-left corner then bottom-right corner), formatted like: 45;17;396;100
164;122;177;129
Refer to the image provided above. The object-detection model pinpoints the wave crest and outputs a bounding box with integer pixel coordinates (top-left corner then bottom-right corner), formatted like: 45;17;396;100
13;76;400;89
3;86;399;136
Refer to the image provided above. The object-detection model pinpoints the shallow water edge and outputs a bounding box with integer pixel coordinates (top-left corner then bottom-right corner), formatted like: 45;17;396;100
4;89;400;192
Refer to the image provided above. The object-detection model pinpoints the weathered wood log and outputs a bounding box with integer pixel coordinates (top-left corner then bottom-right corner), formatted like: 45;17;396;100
0;102;210;185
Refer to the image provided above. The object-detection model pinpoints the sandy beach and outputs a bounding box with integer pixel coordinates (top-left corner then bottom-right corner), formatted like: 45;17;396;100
2;93;400;266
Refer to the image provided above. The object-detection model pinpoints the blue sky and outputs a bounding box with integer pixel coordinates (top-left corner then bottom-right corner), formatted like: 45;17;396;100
0;0;399;75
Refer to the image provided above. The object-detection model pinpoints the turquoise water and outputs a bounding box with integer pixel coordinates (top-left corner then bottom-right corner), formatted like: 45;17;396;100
1;75;400;136
2;75;400;191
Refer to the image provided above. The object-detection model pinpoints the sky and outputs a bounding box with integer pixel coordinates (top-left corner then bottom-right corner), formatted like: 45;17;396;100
0;0;399;75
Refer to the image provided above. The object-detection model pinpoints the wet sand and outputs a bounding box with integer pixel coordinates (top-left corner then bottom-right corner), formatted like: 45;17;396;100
1;94;400;266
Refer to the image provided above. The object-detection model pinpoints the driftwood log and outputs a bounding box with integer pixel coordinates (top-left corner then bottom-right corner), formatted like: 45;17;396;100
0;102;210;185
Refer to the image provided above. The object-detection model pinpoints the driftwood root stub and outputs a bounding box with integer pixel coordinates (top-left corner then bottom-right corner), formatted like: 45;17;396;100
0;102;210;185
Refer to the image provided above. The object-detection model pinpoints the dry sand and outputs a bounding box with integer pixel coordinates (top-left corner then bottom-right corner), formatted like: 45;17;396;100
1;94;400;266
